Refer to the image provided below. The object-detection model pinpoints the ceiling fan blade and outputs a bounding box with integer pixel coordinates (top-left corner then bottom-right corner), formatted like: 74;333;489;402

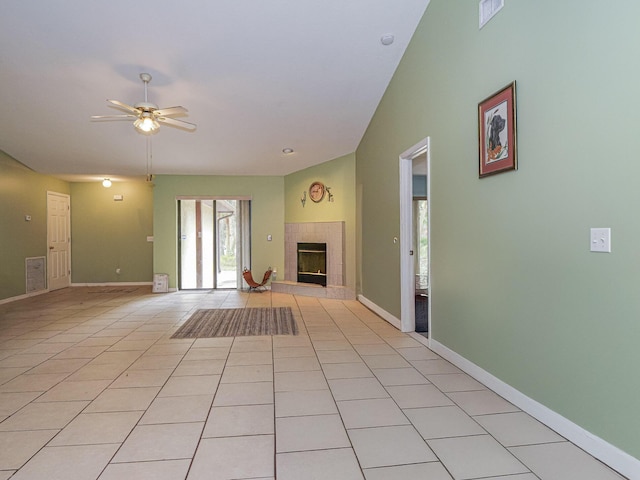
90;114;137;120
107;99;140;114
153;106;188;117
157;116;197;131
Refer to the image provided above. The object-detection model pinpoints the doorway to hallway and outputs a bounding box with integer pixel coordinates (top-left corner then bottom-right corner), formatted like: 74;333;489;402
413;195;428;333
178;198;251;290
399;138;431;336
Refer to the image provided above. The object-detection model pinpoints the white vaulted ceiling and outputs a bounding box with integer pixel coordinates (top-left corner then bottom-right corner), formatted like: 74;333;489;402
0;1;429;180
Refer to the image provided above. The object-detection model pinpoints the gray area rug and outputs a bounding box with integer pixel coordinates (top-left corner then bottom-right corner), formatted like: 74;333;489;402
171;307;298;338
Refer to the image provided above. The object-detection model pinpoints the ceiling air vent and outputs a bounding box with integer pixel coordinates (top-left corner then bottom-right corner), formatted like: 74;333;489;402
479;0;504;29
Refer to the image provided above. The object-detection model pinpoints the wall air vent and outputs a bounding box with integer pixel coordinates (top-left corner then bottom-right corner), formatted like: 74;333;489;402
26;256;46;293
479;0;504;29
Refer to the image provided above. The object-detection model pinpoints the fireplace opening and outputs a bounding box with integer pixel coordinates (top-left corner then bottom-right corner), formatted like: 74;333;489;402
297;242;327;286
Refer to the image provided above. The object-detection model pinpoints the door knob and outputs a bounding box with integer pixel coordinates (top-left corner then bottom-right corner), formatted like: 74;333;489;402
49;246;54;250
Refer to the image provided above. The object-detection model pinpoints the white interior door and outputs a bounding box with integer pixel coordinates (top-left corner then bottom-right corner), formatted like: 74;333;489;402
47;192;71;291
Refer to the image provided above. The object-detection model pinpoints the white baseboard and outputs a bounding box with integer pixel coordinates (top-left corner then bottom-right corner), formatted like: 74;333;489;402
430;339;639;480
71;282;153;287
1;283;155;304
0;289;49;305
358;294;401;330
356;294;638;479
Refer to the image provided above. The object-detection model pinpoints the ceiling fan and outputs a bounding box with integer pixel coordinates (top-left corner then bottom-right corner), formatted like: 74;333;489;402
91;73;196;134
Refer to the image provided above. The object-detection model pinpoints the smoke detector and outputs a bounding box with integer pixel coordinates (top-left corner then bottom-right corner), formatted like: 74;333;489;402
380;34;395;46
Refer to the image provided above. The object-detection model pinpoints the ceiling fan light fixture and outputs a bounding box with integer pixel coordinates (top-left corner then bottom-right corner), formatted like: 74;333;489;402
93;73;195;135
134;114;159;134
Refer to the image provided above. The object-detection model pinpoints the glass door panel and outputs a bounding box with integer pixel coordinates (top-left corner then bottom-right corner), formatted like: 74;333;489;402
179;199;214;289
216;200;237;289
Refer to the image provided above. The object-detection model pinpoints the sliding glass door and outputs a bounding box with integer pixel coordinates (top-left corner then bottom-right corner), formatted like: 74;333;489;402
215;199;237;288
179;198;250;290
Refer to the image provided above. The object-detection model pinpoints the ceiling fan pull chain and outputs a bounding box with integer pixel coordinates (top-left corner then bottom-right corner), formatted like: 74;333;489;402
146;136;153;182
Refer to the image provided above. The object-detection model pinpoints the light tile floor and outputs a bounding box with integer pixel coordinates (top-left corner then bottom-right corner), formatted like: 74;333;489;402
0;287;628;480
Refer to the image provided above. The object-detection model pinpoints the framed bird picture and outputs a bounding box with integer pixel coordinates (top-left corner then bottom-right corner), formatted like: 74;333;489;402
478;81;517;177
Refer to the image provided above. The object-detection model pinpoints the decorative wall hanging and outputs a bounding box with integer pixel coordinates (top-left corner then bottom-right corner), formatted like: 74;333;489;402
326;186;334;202
478;81;517;177
309;181;326;203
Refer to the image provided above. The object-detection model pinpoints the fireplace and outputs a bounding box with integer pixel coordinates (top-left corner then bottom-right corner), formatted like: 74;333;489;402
297;242;327;286
283;222;345;288
275;222;353;299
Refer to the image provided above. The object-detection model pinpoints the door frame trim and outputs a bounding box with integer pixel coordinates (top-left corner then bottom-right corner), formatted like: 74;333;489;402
399;137;430;335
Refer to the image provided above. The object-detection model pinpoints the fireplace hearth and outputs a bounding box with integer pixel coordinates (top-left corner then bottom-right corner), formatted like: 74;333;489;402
297;242;327;286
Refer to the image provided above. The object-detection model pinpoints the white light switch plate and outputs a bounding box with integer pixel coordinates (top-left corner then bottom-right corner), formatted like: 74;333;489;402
590;228;611;253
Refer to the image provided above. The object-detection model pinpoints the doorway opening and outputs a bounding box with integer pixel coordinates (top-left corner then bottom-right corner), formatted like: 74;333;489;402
178;198;251;290
414;196;428;333
399;138;431;336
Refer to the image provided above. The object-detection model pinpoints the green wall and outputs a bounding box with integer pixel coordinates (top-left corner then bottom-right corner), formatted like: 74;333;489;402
357;0;640;461
70;182;154;283
284;153;356;292
153;175;284;289
0;151;69;300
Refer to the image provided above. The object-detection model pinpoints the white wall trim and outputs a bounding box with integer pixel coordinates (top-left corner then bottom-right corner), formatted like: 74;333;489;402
399;152;414;332
430;339;640;480
408;331;432;348
398;137;429;333
70;282;153;287
0;289;49;306
358;294;401;330
0;282;155;305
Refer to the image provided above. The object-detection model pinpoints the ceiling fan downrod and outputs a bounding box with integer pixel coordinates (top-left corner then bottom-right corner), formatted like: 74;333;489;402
139;73;152;103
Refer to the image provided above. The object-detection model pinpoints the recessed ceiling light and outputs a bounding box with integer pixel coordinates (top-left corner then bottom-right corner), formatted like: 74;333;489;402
381;34;394;46
282;148;294;154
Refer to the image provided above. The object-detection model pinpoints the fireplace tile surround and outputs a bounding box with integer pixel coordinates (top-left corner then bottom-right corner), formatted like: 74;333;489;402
271;221;355;300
